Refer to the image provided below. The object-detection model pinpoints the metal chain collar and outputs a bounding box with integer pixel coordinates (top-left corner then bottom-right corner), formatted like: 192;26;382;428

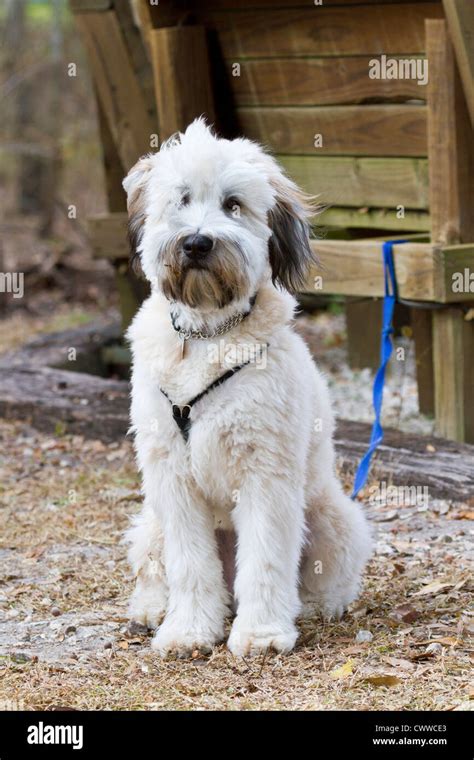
170;300;255;341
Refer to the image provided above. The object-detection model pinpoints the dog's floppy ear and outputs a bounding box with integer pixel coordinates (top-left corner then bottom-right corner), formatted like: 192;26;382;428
122;155;154;273
267;170;319;293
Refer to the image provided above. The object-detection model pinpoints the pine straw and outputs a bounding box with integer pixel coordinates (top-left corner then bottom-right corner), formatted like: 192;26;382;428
0;420;473;711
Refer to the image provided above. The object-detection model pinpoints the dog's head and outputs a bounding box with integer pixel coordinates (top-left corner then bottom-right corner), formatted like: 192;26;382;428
123;118;318;309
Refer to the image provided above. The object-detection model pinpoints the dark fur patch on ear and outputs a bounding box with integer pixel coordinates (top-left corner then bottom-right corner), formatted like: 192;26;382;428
127;207;146;276
268;199;317;292
123;155;154;277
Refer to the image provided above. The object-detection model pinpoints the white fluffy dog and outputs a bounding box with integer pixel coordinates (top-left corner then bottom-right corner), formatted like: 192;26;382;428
123;119;372;657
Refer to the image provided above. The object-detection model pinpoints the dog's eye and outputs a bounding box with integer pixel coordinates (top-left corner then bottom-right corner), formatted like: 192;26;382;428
180;192;191;207
224;197;240;213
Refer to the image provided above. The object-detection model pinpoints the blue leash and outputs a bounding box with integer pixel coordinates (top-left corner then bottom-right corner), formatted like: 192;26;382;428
351;240;407;499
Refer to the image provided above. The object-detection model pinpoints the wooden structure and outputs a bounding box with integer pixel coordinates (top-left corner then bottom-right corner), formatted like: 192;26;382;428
70;0;474;443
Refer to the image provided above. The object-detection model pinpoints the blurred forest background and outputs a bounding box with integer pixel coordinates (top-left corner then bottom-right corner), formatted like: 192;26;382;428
0;0;117;348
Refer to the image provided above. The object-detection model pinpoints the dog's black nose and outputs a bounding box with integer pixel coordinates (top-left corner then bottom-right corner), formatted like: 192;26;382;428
182;234;214;258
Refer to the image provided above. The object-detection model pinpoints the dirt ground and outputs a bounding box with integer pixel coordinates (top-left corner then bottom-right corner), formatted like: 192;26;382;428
1;418;473;711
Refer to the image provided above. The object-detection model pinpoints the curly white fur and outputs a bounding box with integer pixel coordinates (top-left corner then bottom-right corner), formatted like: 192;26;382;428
123;120;372;657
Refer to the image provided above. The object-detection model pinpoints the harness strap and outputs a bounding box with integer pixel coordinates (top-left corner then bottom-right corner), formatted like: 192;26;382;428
160;361;252;442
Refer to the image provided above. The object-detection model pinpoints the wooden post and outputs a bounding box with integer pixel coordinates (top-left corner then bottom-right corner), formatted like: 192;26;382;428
71;2;155;328
149;25;216;140
411;310;435;416
346;299;381;371
97;99;148;331
74;9;154;170
433;307;474;442
427;19;474;442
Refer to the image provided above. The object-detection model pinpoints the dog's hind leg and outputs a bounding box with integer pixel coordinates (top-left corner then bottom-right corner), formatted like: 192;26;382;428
125;504;168;629
300;444;372;620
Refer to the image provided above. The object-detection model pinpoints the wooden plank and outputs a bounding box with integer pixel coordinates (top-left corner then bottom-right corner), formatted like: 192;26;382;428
228;58;428;107
426;19;474;245
442;0;474;127
309;240;436;299
149;26;216;141
433;308;474;443
321;206;430;232
74;10;154;170
238;105;427;156
190;4;443;58
312;239;474;301
280;156;429;209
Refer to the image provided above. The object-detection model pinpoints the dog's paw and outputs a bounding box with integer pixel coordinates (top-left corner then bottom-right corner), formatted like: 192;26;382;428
227;621;298;657
300;598;346;622
128;584;167;630
151;617;223;658
301;583;361;622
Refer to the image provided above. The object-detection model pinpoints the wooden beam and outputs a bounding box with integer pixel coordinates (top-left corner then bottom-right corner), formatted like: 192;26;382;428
74;10;154;170
313;240;474;302
280;156;429;210
310;240;436;300
321;207;430;232
189;4;443;58
238;105;427;157
228;59;428;107
149;25;215;141
442;0;474;127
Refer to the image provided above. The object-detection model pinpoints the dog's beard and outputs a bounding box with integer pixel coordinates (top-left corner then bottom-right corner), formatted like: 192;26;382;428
159;234;251;309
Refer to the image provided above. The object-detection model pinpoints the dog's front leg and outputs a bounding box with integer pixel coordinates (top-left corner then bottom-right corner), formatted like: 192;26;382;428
151;469;230;657
228;476;305;656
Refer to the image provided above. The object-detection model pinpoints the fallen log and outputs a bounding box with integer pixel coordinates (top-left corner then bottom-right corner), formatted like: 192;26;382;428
0;365;129;443
335;419;474;502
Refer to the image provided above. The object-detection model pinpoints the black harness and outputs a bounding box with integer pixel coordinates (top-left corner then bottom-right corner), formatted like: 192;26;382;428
160;361;253;443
